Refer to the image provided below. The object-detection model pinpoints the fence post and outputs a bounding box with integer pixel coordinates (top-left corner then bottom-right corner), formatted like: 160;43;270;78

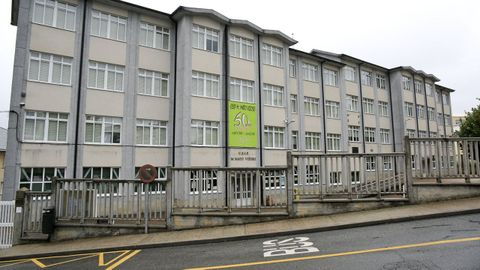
463;140;471;183
286;152;294;217
12;190;26;245
166;168;173;229
404;136;413;200
436;140;442;183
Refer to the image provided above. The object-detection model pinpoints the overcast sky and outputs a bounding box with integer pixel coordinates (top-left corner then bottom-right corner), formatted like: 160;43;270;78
1;0;479;128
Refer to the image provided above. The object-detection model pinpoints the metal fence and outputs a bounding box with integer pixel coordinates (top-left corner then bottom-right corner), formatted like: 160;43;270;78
53;179;169;228
407;137;480;182
172;167;288;213
290;152;407;200
0;200;15;249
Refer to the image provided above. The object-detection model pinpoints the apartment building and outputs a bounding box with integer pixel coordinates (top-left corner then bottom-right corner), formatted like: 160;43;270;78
2;0;454;200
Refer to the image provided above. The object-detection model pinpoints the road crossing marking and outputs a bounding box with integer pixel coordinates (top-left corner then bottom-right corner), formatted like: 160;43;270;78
185;236;480;270
262;237;319;257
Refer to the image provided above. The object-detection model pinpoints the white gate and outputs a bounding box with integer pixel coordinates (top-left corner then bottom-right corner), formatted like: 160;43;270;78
0;201;15;249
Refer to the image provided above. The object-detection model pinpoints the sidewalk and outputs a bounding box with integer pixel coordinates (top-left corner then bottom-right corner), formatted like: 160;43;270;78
2;197;480;260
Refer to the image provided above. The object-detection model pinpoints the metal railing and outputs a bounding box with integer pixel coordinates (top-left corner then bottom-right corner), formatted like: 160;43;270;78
0;200;15;249
407;137;480;183
53;178;169;228
172;167;288;213
290;152;407;200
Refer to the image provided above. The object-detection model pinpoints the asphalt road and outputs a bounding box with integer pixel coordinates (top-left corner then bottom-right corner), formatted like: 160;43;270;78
2;213;480;270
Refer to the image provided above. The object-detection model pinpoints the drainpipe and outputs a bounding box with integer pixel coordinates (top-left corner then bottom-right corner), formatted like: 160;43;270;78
387;71;396;152
171;20;178;167
257;34;263;166
319;61;327;153
73;0;88;178
357;63;366;153
224;25;229;167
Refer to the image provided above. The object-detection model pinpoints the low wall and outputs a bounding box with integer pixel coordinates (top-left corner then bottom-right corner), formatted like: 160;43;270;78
411;183;480;203
171;214;288;230
51;225;166;241
294;200;408;217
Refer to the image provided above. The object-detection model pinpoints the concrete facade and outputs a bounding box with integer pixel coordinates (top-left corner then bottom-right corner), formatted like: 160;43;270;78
3;0;454;200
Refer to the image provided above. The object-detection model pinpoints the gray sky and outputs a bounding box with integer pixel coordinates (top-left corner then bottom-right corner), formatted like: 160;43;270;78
1;0;479;128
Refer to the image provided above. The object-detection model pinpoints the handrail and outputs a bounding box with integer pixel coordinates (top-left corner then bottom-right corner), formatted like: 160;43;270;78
290;152;406;157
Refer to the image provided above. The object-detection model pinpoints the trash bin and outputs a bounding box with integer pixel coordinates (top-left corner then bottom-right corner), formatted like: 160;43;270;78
42;207;55;235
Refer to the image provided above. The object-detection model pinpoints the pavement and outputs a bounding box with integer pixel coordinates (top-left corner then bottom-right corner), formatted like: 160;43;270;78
1;196;480;260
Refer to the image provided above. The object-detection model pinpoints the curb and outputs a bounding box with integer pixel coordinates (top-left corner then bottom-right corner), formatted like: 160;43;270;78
1;207;480;261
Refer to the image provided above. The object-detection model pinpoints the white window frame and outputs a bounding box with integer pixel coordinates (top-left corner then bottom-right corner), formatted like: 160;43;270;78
85;115;122;144
416;105;425;119
138;69;169;97
346;95;359;112
289;59;296;78
378;101;389;117
290;94;298;113
291;130;298;150
191;120;219;146
192;71;220;98
24;111;68;142
323;68;338;86
139;22;170;50
88;61;124;91
361;70;372;86
136;119;167;146
402;76;411;90
363;98;375;114
326;133;341;151
264;126;284;149
325;100;340;119
230;78;254;103
91;10;127;42
33;0;76;31
376;74;386;89
28;51;72;85
20;167;65;192
383;157;393;171
305;132;321;150
264;84;284;107
304;97;320;116
348;125;360;142
344;66;356;82
192;24;219;52
366;156;376;172
414;80;423;94
364;127;376;143
229;35;253;60
404;102;414;117
83;167;119;180
425;83;433;96
302;63;319;82
380;129;390;144
189;170;219;194
427;107;435;120
262;43;283;67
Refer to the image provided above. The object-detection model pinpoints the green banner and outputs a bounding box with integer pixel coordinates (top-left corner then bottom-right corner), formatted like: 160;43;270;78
228;101;257;148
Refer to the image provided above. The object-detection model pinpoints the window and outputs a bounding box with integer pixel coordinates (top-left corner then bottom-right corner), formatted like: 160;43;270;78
348;125;360;142
427;107;435;120
290;94;298;113
192;71;220;98
418;131;428;138
230;78;254;103
306;165;320;184
28;51;72;85
325;100;340;119
305;132;321;150
344;66;356;82
329;172;342;186
326;133;341;151
24;111;68;142
136;119;167;146
264;84;284;106
404;102;414;117
323;68;337;86
262;43;283;67
192;24;219;52
414;80;423;94
378;101;389;117
425;83;433;96
383;157;393;170
139;22;170;50
437;113;444;125
380;129;390;144
83;167;119;179
416;105;425;119
190;170;218;194
292;130;298;150
304;97;320;116
33;0;76;31
407;129;416;138
366;156;376;171
363;98;375;114
135;167;167;192
289;59;296;77
364;127;376;143
346;95;359;112
430;132;437;138
436;91;442;103
361;70;372;86
351;171;360;184
444;114;452;125
264;126;284;148
85;115;122;144
191;120;219;146
91;10;126;42
88;61;124;91
442;93;449;105
376;74;386;89
20;167;64;192
230;35;253;60
402;76;411;90
302;63;319;82
138;69;169;97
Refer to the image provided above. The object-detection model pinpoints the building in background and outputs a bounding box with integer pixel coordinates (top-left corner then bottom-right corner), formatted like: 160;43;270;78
2;0;454;200
452;115;466;133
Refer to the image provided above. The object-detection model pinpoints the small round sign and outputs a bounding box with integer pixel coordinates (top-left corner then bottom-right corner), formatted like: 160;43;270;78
138;164;157;184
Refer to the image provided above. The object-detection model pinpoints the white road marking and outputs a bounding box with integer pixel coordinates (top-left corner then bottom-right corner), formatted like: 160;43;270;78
262;236;319;257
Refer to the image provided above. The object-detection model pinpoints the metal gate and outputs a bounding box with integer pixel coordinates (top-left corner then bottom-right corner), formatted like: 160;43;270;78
0;201;15;249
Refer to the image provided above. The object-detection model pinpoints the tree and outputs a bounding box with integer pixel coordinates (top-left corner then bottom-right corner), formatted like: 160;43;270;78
457;98;480;137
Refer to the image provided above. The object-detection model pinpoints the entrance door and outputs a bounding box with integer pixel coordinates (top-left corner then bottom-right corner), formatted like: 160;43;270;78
231;172;255;207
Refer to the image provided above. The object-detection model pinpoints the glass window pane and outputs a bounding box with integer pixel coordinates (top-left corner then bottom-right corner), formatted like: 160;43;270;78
35;119;45;140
